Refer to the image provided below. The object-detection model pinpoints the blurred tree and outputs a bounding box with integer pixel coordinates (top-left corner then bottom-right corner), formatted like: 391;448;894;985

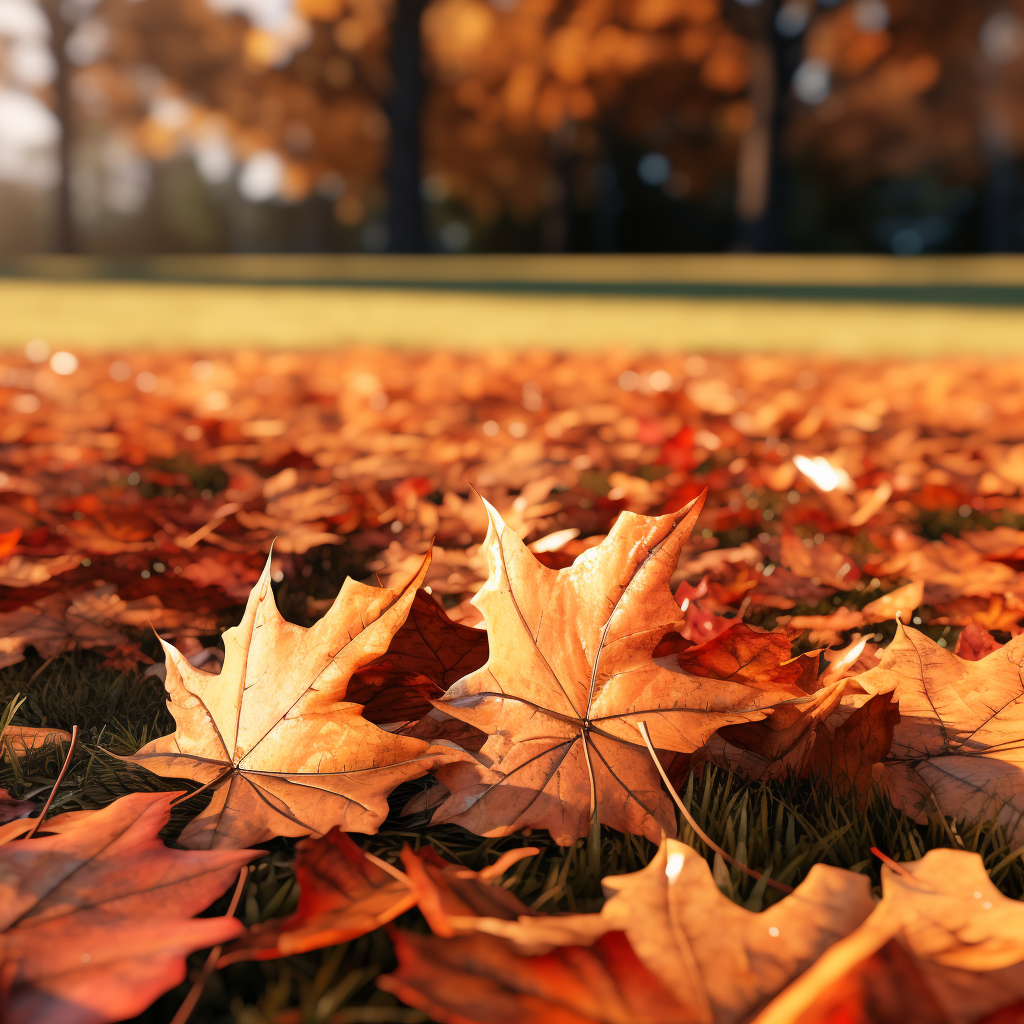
784;0;1024;252
22;0;1024;251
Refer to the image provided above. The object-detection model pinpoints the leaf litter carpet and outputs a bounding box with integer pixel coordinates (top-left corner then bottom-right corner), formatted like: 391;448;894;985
1;346;1023;1024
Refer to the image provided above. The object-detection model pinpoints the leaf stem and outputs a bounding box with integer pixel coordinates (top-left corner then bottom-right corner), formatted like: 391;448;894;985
23;724;78;840
636;720;793;895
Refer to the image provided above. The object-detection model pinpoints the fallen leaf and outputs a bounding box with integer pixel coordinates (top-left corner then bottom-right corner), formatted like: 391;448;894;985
593;838;875;1023
0;790;258;1024
960;527;1024;564
387;838;875;1024
750;565;836;609
0;527;21;559
875;537;1024;604
676;622;817;694
179;555;264;600
218;828;417;964
347;589;489;726
429;497;787;845
751;848;1024;1024
860;580;924;623
2;724;74;757
780;533;862;591
954;623;1005;662
0;787;34;823
0;553;81;587
854;625;1024;843
707;682;847;782
380;929;685;1024
803;691;901;797
399;844;539;937
0;593;122;669
127;554;468;848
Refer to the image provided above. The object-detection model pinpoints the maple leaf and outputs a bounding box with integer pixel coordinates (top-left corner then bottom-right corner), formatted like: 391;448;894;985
0;791;257;1024
221;831;539;964
854;625;1024;843
218;828;417;964
428;496;792;846
874;537;1024;604
127;553;467;849
751;848;1024;1024
383;838;875;1024
347;589;489;726
380;929;684;1024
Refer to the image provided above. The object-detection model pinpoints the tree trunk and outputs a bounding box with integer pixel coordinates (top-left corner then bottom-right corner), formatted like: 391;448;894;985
41;0;76;253
387;0;427;252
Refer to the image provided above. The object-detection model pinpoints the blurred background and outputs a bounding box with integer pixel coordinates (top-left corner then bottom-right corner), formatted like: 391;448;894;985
1;0;1022;256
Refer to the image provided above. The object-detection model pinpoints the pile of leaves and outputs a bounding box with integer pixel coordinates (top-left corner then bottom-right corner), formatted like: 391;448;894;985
2;490;1023;1024
2;347;1023;672
1;346;1023;1023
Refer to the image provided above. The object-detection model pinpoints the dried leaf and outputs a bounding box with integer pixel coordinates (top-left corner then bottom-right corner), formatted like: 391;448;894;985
780;534;862;591
804;691;901;796
0;791;257;1024
953;623;1004;662
127;554;468;848
2;724;74;757
0;787;34;823
387;839;875;1024
380;929;685;1024
752;849;1024;1024
430;497;788;845
218;828;416;964
854;625;1024;843
347;589;489;726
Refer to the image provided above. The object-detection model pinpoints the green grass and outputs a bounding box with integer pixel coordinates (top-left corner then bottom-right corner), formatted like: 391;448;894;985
2;648;1022;1024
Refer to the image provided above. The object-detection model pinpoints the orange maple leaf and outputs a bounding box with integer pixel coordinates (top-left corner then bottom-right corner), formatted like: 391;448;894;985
127;553;468;848
428;496;793;845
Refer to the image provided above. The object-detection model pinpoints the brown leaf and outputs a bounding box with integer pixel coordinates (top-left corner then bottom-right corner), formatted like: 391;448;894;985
804;691;900;796
389;838;875;1024
954;623;1004;662
960;527;1024;564
399;844;539;937
0;787;34;823
0;553;81;588
127;554;468;848
429;497;789;845
218;828;416;964
709;683;846;781
780;533;862;591
876;538;1024;604
348;589;489;726
676;622;816;694
379;929;686;1024
752;849;1024;1024
860;581;924;623
1;724;74;757
0;791;257;1024
854;625;1024;843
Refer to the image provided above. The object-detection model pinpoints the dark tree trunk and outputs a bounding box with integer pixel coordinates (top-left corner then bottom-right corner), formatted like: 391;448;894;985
387;0;427;252
41;0;76;253
731;0;800;252
982;154;1016;252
